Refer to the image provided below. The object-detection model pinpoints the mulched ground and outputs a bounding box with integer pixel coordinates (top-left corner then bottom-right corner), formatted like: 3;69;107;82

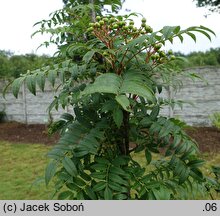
0;122;220;152
186;127;220;152
0;122;59;145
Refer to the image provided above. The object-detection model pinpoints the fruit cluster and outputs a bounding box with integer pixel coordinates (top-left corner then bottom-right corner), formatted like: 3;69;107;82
150;46;176;65
86;15;176;68
87;16;153;48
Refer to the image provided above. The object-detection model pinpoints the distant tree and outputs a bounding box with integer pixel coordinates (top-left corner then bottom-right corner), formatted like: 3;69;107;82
0;50;13;58
10;54;51;78
194;0;220;13
0;51;51;78
0;51;13;78
209;48;220;64
173;48;220;68
9;55;29;78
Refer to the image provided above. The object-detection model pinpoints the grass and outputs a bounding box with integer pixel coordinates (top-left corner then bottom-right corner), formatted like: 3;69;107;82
1;141;220;200
0;141;54;199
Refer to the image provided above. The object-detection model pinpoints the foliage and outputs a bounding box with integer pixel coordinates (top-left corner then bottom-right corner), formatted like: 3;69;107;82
194;0;220;13
62;0;125;14
0;51;13;78
33;0;124;54
5;2;219;199
210;112;220;129
1;140;220;200
0;50;51;78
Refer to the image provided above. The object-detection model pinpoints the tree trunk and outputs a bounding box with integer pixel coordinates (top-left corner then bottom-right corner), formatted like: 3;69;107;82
89;0;96;22
118;110;130;199
119;110;130;156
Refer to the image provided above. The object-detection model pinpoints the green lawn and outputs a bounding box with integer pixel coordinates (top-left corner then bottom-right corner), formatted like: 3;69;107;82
0;141;220;200
0;141;53;199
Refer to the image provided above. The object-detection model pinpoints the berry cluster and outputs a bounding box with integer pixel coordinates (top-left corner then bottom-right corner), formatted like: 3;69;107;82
87;16;153;48
86;15;176;69
150;46;176;65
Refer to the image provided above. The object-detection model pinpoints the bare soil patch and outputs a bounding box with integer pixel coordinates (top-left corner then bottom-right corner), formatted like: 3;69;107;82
186;127;220;152
0;122;219;152
0;122;59;145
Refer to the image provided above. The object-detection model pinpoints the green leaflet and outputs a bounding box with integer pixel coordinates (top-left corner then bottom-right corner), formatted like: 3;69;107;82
109;181;128;193
104;186;113;200
48;70;57;87
47;148;66;160
11;77;25;98
36;72;46;92
199;25;216;36
90;172;106;180
150;105;160;120
26;74;37;95
145;149;152;164
91;163;108;171
186;26;215;41
112;156;130;166
140;116;153;127
76;191;84;200
190;168;204;181
186;32;197;43
158;120;174;138
94;157;110;165
78;134;99;155
60;113;74;121
187;159;205;168
160;26;180;40
113;107;123;128
83;50;96;63
109;166;128;177
152;186;171;200
115;95;131;112
81;73;121;96
45;161;57;186
92;181;106;192
62;157;78;177
177;34;184;43
85;186;97;200
58;191;73;200
120;79;156;103
72;177;87;187
101;100;117;113
179;167;190;184
114;193;128;200
171;134;182;149
109;173;129;186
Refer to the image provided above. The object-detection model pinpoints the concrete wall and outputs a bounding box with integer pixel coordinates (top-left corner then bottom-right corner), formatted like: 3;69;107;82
0;67;220;125
0;80;69;124
171;67;220;126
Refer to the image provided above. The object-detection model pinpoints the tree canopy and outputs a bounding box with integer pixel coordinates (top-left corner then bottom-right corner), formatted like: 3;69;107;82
175;48;220;68
0;50;51;78
194;0;220;12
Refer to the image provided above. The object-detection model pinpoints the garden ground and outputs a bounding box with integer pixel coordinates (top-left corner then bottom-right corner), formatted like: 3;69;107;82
0;122;219;152
0;122;220;199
